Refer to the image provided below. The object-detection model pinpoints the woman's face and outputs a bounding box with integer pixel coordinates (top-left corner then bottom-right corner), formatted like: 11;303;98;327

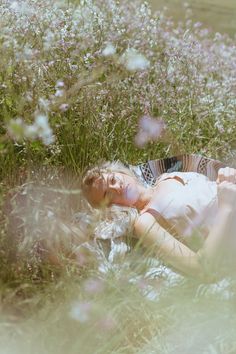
87;172;141;208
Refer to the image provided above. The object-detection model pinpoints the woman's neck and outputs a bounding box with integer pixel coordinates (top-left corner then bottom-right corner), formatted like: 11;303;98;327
134;185;154;211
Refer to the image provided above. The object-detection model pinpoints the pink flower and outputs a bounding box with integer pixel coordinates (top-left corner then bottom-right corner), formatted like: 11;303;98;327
97;315;116;331
84;278;104;294
135;115;166;148
59;103;69;112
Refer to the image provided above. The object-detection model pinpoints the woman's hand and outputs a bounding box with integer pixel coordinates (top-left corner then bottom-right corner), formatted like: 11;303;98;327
216;167;236;184
217;180;236;212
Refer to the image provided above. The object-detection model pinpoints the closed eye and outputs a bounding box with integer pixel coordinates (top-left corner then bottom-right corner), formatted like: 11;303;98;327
109;173;116;185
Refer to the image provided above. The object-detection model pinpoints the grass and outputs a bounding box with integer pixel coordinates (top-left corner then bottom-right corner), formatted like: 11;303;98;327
0;0;236;352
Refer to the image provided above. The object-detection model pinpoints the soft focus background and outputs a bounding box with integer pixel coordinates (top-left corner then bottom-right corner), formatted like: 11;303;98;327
150;0;236;36
0;0;236;353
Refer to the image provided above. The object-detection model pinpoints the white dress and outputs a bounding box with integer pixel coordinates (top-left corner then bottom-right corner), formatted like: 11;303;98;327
141;172;218;249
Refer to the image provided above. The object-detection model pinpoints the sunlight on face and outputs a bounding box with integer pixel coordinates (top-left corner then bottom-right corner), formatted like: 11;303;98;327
87;172;140;208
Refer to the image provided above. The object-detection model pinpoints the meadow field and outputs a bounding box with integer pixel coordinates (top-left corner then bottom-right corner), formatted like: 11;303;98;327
0;0;236;353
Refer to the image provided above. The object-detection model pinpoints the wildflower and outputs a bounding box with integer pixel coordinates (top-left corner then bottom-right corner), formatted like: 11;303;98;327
120;48;150;71
69;301;92;323
43;30;56;50
35;114;48;129
84;278;104;294
97;315;116;331
59;103;69;112
193;22;202;29
7;114;54;145
55;80;65;88
7;118;25;140
38;97;50;112
135;115;166;148
9;1;19;11
24;125;38;139
102;43;116;56
76;251;88;267
55;89;64;97
70;64;78;71
34;114;55;145
9;1;31;15
215;121;225;134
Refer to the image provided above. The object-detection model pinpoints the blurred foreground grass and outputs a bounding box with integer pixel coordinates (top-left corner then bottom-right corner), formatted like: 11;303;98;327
0;0;236;352
2;272;236;354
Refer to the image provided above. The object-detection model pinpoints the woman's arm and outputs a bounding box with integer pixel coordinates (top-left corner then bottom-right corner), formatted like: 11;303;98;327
134;182;236;282
199;181;236;259
134;212;206;279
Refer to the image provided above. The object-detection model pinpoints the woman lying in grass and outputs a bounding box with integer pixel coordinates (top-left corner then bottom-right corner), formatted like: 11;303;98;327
82;161;236;283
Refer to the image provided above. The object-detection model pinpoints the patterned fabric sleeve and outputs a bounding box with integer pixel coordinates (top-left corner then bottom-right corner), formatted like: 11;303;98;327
130;154;226;187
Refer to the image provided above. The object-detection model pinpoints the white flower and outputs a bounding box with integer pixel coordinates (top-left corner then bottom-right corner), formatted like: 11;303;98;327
40;127;55;145
43;30;56;51
7;117;25;140
8;115;54;145
35;114;55;145
55;89;64;97
38;97;50;112
9;1;19;11
120;48;150;71
10;1;32;15
69;301;92;323
24;125;38;139
102;43;116;56
35;114;49;130
55;80;64;88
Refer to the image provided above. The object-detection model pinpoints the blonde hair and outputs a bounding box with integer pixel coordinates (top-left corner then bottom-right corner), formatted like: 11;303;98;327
93;205;138;240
